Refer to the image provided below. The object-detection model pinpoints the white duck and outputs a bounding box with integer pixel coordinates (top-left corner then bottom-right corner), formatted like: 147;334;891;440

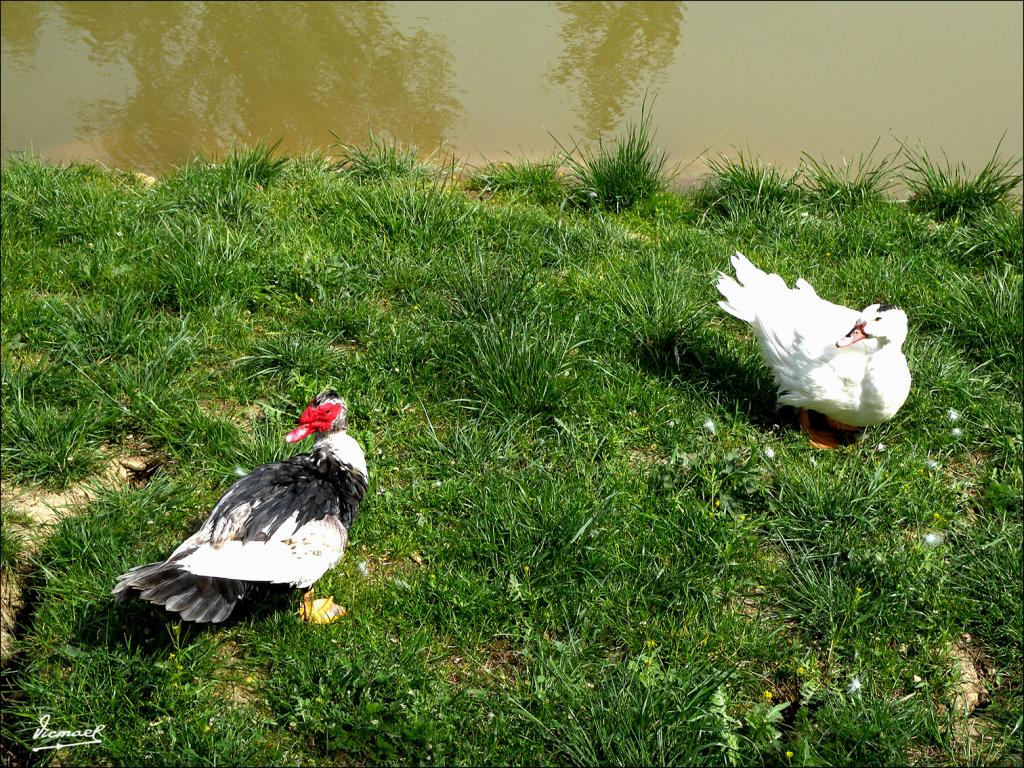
716;252;911;447
113;390;368;623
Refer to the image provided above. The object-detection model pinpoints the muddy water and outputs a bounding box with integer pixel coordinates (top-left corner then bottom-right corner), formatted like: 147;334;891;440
2;1;1021;181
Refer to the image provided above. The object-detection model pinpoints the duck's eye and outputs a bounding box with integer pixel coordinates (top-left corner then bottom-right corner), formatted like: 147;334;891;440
874;316;882;322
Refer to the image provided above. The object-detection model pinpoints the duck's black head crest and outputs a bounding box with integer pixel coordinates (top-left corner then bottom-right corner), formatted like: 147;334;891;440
311;390;341;406
877;303;898;313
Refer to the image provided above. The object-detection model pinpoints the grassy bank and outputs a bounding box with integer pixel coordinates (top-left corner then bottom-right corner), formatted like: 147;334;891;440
0;136;1021;766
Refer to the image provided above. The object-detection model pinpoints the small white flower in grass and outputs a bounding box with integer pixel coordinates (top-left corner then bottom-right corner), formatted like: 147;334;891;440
587;190;598;200
703;419;716;435
947;408;960;422
923;532;944;547
763;447;775;460
951;427;963;438
926;459;940;471
875;443;886;452
810;456;818;466
357;560;369;577
847;675;862;696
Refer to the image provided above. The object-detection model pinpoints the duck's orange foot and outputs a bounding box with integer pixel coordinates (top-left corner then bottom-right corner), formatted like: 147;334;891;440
799;408;863;449
299;589;347;624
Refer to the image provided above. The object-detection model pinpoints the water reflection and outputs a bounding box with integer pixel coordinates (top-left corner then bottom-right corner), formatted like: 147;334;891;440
2;1;1019;176
0;0;45;62
2;1;461;171
548;0;684;138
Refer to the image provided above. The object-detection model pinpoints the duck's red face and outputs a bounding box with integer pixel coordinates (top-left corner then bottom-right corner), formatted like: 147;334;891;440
285;401;344;443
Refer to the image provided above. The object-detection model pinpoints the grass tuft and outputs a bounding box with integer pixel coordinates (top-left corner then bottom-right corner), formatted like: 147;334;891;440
695;152;803;217
456;316;585;419
598;253;705;370
901;140;1023;221
949;204;1023;266
558;97;670;212
801;140;898;210
222;139;289;189
0;394;107;487
332;132;429;183
440;250;540;323
236;333;348;385
466;158;565;206
937;263;1023;374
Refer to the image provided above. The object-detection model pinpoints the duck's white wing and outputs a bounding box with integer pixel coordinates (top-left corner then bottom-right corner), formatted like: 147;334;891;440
755;286;860;369
175;515;347;589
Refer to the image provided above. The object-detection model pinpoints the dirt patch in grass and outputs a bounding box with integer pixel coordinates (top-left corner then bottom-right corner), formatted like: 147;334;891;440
200;398;266;430
210;640;265;709
1;453;161;547
482;638;528;683
3;346;50;371
445;638;528;689
353;549;424;579
935;634;992;746
941;450;990;483
0;570;24;663
344;548;424;596
627;443;668;469
0;450;162;662
734;587;782;624
941;450;991;518
950;634;991;716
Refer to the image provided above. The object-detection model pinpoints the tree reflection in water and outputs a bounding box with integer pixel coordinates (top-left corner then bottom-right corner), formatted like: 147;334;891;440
548;0;684;138
2;1;461;170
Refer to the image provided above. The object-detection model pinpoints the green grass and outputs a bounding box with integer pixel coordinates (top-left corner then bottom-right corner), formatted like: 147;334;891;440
222;139;290;189
1;143;1021;767
454;314;586;420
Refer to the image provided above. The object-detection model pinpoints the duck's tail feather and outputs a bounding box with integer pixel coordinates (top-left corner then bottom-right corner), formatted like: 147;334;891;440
716;251;775;323
716;277;754;323
113;560;251;624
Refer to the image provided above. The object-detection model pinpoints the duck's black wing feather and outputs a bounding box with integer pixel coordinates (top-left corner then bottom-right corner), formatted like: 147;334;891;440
206;450;368;544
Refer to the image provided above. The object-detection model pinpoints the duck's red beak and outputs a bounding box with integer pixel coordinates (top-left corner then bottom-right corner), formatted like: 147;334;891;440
836;322;869;348
285;424;314;443
285;404;319;443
